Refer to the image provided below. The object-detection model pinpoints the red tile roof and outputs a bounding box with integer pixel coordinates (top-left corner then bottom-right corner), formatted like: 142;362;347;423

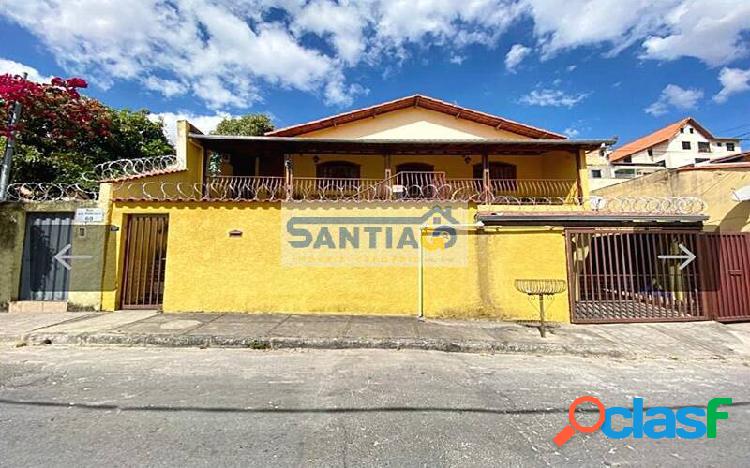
609;117;714;162
101;167;187;183
266;94;565;140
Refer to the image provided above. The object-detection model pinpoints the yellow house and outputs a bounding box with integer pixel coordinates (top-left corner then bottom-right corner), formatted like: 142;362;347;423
98;95;708;323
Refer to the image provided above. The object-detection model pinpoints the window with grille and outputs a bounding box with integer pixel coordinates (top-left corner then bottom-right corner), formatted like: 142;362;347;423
316;161;361;179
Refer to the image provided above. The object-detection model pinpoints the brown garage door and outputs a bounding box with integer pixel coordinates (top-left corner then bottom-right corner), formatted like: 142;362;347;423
701;233;750;322
120;214;169;309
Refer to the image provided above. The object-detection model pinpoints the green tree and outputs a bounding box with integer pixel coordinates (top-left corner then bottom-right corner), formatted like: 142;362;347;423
1;74;174;184
212;114;274;136
208;114;275;174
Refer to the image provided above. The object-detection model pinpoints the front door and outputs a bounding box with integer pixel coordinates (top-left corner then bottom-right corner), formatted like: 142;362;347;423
120;214;169;309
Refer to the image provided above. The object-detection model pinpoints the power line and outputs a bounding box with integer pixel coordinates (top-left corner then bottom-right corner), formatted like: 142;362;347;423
717;122;750;134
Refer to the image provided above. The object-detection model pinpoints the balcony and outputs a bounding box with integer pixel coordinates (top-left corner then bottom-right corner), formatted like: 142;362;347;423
112;172;580;204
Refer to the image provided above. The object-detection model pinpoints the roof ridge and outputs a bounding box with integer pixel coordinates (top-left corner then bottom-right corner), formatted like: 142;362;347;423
265;94;565;140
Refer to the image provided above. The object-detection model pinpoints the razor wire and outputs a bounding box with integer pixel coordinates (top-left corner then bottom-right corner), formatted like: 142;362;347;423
108;179;708;215
4;154;177;202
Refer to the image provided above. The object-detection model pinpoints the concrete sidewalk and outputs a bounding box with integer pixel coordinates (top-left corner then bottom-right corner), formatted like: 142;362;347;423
2;311;750;360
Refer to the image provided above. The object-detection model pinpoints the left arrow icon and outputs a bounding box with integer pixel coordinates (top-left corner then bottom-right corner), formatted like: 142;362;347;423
53;244;92;270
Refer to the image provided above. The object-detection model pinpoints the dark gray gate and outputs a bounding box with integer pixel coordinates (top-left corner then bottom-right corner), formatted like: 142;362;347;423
20;212;74;301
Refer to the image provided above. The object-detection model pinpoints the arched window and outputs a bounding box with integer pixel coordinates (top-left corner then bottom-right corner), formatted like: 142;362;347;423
316;161;361;179
473;161;517;180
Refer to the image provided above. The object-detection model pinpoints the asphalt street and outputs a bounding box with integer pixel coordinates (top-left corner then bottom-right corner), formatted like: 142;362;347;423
0;345;748;467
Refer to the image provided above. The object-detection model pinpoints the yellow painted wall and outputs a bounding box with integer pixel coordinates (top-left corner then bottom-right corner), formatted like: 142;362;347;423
298;107;532;140
102;202;571;322
282;152;578;181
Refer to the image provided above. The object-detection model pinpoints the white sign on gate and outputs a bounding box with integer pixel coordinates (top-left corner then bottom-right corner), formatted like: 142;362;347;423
74;208;104;224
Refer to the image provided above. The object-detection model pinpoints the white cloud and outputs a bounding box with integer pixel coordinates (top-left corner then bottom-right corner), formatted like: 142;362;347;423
143;76;186;98
713;67;750;103
504;44;531;72
525;0;750;66
449;54;466;65
563;127;580;138
645;84;703;116
519;88;588;107
525;0;668;57
0;57;52;82
3;0;750;110
148;111;232;144
640;1;750;66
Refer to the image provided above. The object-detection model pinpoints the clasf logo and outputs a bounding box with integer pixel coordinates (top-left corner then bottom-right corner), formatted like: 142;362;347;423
554;396;732;446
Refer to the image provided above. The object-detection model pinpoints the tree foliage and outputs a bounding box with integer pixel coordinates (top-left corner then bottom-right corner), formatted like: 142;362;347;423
212;114;274;136
1;74;173;183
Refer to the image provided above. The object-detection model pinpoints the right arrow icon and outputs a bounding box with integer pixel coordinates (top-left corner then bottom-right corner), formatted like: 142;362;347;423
658;243;696;270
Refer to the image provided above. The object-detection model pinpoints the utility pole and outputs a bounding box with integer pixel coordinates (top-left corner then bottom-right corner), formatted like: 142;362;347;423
0;72;26;202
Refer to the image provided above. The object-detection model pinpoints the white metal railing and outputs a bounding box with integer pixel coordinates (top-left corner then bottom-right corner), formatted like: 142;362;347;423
109;174;707;214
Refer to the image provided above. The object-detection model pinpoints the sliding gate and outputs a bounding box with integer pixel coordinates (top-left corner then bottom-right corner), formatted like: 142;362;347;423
566;230;705;323
566;230;750;323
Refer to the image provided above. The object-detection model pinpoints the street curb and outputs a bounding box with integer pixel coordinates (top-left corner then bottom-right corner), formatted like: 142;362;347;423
6;331;634;358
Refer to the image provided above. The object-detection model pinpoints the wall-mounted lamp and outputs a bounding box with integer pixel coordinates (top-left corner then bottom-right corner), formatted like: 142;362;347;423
229;229;243;238
464;156;472;164
312;155;320;164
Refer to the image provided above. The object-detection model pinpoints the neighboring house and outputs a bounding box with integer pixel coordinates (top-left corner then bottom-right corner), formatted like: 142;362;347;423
588;118;741;189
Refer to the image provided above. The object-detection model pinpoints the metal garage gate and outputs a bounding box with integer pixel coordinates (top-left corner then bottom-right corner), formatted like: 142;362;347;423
701;233;750;322
566;230;750;324
566;230;705;323
20;212;74;301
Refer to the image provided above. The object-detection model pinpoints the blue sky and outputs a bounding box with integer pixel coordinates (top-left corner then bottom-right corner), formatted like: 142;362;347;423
1;1;750;145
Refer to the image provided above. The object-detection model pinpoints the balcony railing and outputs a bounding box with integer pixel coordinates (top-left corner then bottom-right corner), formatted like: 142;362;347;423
206;175;285;201
292;177;384;201
109;175;706;214
112;173;580;203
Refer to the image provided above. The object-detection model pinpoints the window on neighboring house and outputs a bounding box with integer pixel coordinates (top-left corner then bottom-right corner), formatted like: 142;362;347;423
698;142;710;153
717;142;723;147
316;161;361;179
682;141;692;150
695;158;710;164
647;149;653;157
727;142;736;152
591;169;602;178
680;127;684;133
622;156;632;163
614;168;636;179
689;128;694;134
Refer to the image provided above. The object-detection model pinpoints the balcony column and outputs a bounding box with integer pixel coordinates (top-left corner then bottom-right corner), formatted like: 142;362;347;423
574;149;585;204
481;152;490;205
383;153;392;200
284;154;293;201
